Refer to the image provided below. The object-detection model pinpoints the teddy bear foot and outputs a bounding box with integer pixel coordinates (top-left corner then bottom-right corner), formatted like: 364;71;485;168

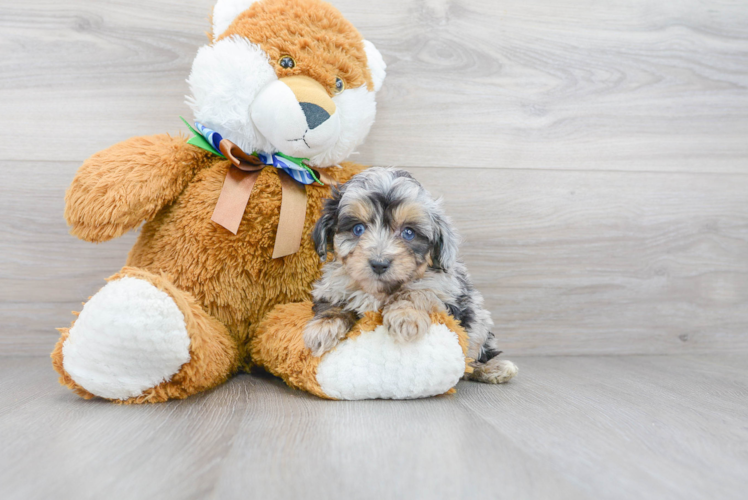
52;267;239;403
252;303;471;400
316;321;466;400
60;276;190;400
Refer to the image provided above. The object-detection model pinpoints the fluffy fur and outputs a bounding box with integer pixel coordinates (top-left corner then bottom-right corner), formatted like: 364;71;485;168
53;267;239;404
305;168;517;382
52;0;498;402
62;276;192;400
189;0;386;167
212;0;259;39
188;37;279;157
54;133;366;402
315;321;465;400
218;0;373;91
362;40;386;92
251;302;471;399
123;154;364;367
54;0;384;403
64;134;215;243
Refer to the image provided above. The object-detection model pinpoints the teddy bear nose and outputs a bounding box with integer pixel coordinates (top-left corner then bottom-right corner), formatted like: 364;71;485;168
299;102;331;130
279;76;337;131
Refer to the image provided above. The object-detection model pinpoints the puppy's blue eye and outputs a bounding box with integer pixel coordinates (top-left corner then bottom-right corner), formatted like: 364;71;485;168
352;223;366;237
402;227;416;241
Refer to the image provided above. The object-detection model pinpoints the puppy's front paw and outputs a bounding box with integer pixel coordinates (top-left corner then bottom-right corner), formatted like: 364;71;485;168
304;317;350;357
383;308;431;343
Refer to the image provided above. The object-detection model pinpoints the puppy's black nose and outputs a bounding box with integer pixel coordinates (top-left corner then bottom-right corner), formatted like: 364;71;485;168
369;258;391;275
299;102;331;130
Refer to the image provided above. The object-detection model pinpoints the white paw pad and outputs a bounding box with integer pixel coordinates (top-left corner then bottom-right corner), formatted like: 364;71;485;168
62;277;191;400
316;323;465;400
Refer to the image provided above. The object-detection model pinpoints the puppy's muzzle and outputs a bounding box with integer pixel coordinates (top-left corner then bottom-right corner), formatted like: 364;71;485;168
369;258;392;276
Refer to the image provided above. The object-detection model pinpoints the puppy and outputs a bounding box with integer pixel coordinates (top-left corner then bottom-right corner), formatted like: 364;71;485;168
304;167;517;384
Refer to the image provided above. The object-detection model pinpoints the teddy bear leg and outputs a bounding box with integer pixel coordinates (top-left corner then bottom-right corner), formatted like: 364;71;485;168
52;267;239;403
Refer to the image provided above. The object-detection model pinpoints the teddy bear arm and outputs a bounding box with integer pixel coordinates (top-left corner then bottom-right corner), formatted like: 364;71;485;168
65;134;213;243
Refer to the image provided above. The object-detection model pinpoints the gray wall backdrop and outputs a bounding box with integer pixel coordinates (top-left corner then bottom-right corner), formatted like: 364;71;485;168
1;0;747;356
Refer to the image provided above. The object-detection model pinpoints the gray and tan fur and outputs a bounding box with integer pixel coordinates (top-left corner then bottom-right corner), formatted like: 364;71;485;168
304;167;517;384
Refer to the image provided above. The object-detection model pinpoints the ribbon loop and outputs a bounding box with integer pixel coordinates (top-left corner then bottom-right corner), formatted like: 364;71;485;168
210;166;262;235
210;139;308;259
219;139;264;171
185;119;317;259
273;171;308;259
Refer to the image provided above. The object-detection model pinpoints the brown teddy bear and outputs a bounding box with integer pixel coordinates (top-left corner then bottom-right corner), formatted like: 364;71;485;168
52;0;389;403
52;0;487;402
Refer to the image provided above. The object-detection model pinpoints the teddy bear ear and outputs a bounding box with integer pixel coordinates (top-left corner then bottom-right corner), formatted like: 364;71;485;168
213;0;260;41
363;40;387;92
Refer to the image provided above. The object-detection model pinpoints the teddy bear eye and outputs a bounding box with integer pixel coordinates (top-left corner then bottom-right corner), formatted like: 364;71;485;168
333;77;345;94
278;56;295;69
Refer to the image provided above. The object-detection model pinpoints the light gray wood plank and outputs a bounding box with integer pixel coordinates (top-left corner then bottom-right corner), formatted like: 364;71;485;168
0;159;136;356
456;355;748;500
0;358;251;500
0;355;746;500
207;376;588;500
0;303;85;356
415;167;748;355
1;0;747;172
2;161;746;356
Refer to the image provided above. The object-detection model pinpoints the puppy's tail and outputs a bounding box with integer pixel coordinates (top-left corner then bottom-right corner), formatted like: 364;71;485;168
478;331;502;364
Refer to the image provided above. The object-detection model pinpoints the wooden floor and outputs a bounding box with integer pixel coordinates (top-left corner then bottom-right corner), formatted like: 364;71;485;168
1;355;746;500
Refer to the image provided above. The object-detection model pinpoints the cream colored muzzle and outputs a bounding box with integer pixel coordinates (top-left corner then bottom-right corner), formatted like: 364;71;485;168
281;76;336;129
250;75;341;159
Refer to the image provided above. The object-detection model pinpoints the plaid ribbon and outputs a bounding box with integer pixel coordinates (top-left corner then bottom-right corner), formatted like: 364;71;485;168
193;122;322;185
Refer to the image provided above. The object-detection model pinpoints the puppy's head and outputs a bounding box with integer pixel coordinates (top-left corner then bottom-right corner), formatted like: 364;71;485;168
313;168;459;294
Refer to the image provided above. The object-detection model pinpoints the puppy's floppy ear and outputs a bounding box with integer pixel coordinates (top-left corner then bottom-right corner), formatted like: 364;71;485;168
312;185;343;261
430;212;459;272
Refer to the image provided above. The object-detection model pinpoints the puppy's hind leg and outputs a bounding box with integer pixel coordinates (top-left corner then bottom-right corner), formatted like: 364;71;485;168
469;358;519;384
467;332;518;384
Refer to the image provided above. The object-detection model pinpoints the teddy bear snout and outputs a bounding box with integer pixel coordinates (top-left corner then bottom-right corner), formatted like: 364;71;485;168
300;103;330;130
250;76;340;159
280;76;336;117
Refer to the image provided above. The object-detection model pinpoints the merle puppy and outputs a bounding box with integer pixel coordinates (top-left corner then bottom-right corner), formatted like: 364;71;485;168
304;167;517;384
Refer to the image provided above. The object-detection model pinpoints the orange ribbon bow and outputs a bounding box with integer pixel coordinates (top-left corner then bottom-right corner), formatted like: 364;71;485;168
211;139;309;259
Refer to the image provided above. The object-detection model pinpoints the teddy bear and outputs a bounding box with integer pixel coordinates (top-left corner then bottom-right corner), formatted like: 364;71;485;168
51;0;472;403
